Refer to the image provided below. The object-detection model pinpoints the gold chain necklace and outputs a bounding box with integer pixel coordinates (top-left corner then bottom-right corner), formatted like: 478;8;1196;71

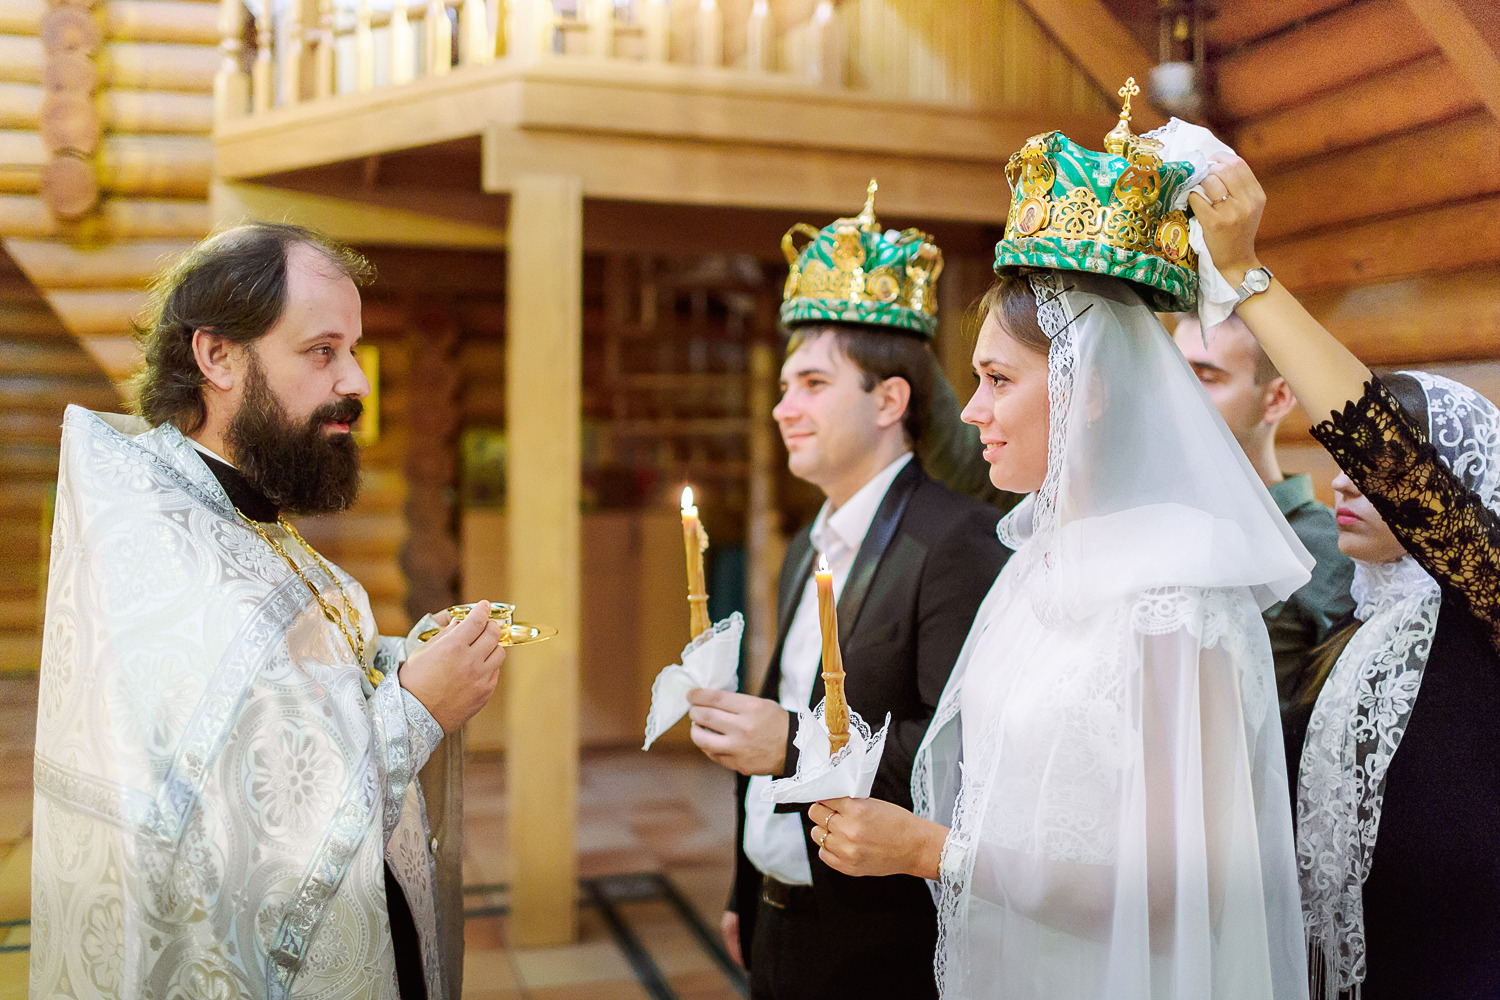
236;509;382;686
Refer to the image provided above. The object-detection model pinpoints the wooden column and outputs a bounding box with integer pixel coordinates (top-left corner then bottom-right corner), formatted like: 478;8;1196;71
505;173;582;948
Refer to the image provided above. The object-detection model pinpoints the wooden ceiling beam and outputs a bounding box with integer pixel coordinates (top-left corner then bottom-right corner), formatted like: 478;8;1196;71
1012;0;1164;129
1216;0;1434;122
1260;193;1500;292
1207;0;1354;51
1299;266;1500;368
1402;0;1500;121
212;181;509;251
1258;114;1500;242
482;127;1011;223
1235;54;1481;170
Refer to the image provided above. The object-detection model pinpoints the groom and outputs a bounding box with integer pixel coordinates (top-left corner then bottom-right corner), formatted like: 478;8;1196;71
686;190;1007;999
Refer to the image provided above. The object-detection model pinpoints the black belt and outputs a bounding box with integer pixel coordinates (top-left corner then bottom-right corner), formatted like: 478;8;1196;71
761;875;816;911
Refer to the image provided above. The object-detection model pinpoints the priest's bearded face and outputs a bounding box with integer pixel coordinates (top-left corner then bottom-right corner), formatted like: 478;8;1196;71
962;307;1051;494
226;243;370;514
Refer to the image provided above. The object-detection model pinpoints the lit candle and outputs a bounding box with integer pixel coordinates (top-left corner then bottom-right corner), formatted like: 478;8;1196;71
681;486;711;638
815;552;849;754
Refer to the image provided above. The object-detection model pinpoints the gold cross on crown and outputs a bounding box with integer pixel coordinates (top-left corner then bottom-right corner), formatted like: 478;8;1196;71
1117;77;1139;124
856;178;880;230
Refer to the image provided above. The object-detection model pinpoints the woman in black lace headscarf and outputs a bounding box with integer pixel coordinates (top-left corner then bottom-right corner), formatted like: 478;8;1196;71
1194;155;1500;1000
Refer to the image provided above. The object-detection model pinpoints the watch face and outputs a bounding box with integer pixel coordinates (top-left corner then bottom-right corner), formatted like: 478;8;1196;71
1246;268;1271;293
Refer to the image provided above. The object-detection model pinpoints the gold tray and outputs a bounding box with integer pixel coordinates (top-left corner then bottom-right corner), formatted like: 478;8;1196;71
417;620;557;645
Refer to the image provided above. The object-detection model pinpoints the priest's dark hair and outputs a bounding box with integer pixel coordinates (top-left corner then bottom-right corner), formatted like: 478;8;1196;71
128;221;374;434
784;323;935;446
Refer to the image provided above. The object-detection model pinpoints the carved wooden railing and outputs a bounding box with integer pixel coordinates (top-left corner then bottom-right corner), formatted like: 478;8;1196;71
215;0;846;120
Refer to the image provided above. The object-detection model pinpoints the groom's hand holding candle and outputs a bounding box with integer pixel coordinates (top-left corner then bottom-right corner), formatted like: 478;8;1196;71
686;688;790;775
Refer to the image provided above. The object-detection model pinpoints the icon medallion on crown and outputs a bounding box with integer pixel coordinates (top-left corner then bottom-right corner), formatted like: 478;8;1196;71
993;78;1202;311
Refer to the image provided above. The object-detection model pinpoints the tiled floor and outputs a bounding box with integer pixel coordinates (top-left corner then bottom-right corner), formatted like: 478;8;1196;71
0;673;744;999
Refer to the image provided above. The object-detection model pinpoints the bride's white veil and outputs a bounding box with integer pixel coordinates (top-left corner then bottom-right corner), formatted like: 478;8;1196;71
913;270;1312;1000
1002;270;1313;621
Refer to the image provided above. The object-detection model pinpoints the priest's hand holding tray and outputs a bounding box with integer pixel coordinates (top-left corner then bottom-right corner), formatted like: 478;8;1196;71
413;601;556;645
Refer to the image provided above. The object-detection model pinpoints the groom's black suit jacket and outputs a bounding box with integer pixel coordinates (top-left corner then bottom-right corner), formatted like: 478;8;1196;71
729;459;1008;993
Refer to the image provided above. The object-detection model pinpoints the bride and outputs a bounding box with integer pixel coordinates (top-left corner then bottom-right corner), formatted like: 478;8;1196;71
804;127;1314;998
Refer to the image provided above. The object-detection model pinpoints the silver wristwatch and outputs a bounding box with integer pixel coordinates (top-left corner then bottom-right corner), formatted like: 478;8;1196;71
1233;266;1274;307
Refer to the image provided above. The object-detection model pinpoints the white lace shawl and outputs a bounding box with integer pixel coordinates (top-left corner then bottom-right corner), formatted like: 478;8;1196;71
1297;371;1500;1000
911;272;1311;1000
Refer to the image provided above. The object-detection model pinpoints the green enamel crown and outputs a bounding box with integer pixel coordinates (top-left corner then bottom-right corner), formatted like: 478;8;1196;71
994;80;1201;311
780;181;944;339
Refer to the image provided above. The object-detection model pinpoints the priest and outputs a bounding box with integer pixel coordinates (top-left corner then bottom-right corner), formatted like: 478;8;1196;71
29;223;501;1000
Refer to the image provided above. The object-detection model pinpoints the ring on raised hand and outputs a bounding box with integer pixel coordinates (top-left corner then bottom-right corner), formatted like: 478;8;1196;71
1215;195;1230;205
815;829;826;846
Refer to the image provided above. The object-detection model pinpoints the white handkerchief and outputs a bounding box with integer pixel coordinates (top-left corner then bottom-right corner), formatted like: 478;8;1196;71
1189;221;1241;329
1144;117;1241;329
642;612;743;750
763;700;890;804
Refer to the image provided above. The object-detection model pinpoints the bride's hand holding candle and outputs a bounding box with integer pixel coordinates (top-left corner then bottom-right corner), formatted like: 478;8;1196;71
809;797;949;880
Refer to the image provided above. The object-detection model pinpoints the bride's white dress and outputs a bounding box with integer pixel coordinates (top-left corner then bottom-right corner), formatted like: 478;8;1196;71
913;273;1313;1000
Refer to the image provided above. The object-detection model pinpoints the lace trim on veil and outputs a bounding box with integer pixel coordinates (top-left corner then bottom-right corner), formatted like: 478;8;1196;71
994;272;1077;625
928;586;1263;999
1298;370;1500;999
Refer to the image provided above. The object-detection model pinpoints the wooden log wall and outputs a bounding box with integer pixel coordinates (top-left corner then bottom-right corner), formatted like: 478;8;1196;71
1207;0;1499;362
0;0;216;381
0;250;116;672
1191;0;1500;500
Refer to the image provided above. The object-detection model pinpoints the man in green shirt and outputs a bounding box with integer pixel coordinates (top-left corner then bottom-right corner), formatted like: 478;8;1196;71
1175;314;1355;736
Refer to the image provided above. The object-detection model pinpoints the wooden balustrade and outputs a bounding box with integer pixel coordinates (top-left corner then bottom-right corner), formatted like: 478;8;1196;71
216;0;849;120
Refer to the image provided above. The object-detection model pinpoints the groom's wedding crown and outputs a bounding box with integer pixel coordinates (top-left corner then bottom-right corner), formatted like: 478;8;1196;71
994;78;1200;311
779;180;945;339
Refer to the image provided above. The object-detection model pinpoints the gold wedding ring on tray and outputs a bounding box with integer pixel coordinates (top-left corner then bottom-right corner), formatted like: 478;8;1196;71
416;602;558;645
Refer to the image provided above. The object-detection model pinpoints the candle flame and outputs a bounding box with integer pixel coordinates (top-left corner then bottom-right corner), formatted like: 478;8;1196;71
681;485;695;511
816;552;829;574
